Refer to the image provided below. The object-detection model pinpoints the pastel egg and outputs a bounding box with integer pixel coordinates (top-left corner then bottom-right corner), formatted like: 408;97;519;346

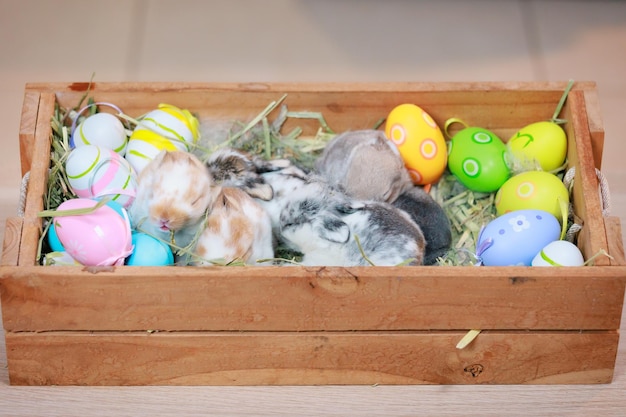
65;145;137;209
46;200;127;253
447;127;511;192
54;198;134;266
495;170;569;221
72;113;128;155
126;232;174;266
43;251;82;266
508;121;567;172
476;209;561;266
385;103;447;185
531;240;585;266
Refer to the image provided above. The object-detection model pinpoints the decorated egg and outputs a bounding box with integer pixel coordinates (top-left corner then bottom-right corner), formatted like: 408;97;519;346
126;103;200;174
495;170;569;221
72;113;128;155
65;144;137;209
126;232;174;266
46;200;127;253
476;209;561;266
531;240;585;266
447;126;511;192
385;103;447;185
507;121;567;172
53;198;133;266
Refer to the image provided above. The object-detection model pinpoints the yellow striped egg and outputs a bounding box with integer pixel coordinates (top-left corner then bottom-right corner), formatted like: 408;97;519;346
65;145;137;209
126;104;200;174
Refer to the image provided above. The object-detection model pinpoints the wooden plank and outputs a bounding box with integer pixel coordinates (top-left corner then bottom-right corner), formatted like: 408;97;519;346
565;91;610;264
605;216;626;266
17;93;55;267
582;87;605;170
18;91;40;177
5;330;618;386
1;217;23;266
1;265;624;332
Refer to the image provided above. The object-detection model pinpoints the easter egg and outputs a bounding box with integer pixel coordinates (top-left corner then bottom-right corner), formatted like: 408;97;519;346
47;221;65;252
385;103;447;185
72;113;128;155
43;251;82;266
447;127;511;192
531;240;585;266
54;198;133;266
495;170;569;221
126;232;174;266
507;121;567;172
126;103;200;174
476;209;561;266
65;144;137;209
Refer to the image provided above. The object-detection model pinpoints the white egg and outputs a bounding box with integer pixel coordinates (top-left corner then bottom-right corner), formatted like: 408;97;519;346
531;240;585;266
73;113;128;155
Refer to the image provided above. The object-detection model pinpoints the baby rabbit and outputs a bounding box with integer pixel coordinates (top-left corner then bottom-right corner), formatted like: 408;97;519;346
279;195;426;266
392;186;452;265
315;129;414;203
206;147;290;201
129;150;219;250
191;186;274;266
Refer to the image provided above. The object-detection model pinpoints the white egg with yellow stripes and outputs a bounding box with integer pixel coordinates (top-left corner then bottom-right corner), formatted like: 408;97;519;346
531;240;585;266
65;145;137;209
125;103;200;174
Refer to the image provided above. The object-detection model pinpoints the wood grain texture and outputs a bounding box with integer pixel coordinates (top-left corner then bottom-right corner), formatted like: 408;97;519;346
17;92;54;267
4;330;619;386
18;91;40;177
1;265;624;332
0;217;22;266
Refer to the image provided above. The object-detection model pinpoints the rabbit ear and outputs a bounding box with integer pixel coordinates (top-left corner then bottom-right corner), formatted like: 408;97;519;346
241;179;273;201
315;215;350;244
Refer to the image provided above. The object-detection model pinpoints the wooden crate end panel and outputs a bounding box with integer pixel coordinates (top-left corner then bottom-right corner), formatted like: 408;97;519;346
5;331;618;386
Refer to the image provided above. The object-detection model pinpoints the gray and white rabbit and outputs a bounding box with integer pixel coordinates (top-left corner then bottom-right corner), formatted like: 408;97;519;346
279;194;426;266
205;147;291;201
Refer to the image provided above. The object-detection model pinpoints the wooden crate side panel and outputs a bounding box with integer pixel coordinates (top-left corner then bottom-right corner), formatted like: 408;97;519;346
1;266;624;332
582;87;605;169
5;330;618;386
39;83;576;139
18;93;55;267
565;92;610;265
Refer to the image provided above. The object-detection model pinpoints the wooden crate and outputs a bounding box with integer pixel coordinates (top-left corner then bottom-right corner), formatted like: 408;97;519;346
1;82;625;386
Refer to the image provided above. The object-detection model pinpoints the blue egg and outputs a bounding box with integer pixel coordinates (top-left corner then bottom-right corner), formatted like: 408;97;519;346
126;231;174;266
476;209;561;266
47;221;65;252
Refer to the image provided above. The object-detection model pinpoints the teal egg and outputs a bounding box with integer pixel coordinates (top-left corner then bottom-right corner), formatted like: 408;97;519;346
448;127;511;193
47;222;65;252
126;232;174;266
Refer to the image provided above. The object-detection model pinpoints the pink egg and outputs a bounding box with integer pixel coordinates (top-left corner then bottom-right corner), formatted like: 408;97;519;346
54;198;133;266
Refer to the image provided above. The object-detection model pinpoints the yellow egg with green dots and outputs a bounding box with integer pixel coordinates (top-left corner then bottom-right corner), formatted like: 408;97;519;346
507;121;567;172
384;103;447;185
